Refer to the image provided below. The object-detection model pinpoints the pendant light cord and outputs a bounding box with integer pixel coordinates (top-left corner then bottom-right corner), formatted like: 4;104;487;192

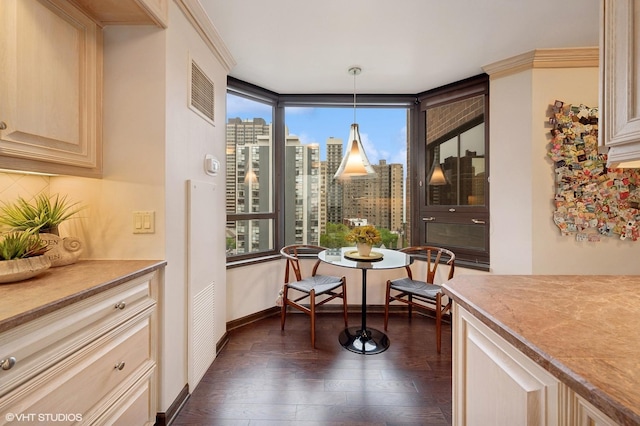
353;69;357;124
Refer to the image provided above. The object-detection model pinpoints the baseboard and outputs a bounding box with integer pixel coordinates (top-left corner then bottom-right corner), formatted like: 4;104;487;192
223;304;450;328
226;306;280;331
155;383;189;426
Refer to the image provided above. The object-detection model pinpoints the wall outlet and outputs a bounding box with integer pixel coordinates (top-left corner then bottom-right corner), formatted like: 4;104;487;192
133;211;155;234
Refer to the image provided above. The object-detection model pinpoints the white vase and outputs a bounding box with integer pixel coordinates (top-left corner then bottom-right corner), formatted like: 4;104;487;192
356;242;372;257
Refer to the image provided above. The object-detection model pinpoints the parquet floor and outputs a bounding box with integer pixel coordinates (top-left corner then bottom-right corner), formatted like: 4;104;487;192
173;312;452;426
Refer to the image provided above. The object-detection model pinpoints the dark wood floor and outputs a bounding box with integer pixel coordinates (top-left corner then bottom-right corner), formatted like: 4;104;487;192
173;311;452;426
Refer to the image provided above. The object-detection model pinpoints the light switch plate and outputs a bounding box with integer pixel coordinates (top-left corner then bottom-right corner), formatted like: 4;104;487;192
133;211;155;234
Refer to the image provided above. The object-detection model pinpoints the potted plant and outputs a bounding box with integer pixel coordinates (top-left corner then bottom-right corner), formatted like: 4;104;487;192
0;194;84;267
345;224;381;257
0;193;82;235
0;230;51;283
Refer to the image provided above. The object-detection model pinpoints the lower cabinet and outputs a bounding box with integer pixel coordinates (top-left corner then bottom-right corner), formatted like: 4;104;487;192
0;273;158;425
452;304;617;426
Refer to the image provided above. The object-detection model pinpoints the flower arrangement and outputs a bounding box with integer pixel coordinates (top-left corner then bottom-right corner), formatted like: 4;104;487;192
345;225;381;246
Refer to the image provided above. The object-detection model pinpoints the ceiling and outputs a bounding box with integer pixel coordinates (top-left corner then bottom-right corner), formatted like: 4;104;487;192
201;0;600;95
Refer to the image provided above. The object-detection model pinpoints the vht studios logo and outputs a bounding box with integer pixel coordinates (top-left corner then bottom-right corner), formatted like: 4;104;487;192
5;413;83;422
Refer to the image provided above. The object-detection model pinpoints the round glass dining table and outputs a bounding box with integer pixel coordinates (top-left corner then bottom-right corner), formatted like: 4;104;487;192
318;247;412;354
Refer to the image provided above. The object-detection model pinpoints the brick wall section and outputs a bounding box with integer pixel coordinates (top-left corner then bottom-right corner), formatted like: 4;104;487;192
426;96;484;144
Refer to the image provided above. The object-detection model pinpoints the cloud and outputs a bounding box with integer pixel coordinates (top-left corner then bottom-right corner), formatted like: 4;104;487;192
227;95;272;119
359;132;380;164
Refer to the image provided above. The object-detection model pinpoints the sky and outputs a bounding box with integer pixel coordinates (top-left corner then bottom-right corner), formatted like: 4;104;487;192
226;94;408;167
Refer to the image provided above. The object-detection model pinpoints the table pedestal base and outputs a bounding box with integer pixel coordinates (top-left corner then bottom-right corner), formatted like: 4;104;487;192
339;327;390;355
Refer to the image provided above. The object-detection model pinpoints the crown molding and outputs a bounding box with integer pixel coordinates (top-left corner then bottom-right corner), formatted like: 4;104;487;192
482;47;599;79
174;0;236;72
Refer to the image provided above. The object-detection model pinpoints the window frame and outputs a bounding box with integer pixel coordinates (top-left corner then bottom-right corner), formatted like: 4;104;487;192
413;74;490;269
226;75;489;269
226;78;281;264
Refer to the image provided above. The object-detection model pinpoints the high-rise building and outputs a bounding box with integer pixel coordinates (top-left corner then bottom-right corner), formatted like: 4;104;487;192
284;135;321;245
341;160;404;236
325;137;343;226
225;117;272;255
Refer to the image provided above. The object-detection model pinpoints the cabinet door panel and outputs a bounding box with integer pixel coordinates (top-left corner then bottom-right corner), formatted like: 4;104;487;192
600;0;640;165
0;0;101;176
453;305;560;426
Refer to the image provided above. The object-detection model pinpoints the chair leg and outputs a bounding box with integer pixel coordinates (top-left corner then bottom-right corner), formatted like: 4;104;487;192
310;290;316;348
408;294;413;319
383;280;391;331
435;292;442;354
280;285;288;331
341;279;348;328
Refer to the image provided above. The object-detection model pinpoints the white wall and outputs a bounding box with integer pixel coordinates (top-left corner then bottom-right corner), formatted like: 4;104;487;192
490;63;640;274
164;0;228;405
51;26;166;261
227;258;486;322
51;2;231;411
489;70;535;273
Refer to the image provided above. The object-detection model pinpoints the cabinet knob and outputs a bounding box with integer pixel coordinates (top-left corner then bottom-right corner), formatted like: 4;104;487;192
1;357;17;370
114;301;126;310
0;121;6;130
114;362;125;371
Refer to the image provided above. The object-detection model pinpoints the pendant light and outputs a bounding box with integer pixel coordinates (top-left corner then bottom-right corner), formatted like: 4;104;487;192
334;67;376;179
427;157;447;185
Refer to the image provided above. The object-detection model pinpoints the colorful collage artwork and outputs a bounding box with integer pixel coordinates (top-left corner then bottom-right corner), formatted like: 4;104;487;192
547;100;640;242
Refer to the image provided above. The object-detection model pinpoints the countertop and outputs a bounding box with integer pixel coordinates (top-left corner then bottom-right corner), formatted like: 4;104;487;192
443;275;640;426
0;259;166;333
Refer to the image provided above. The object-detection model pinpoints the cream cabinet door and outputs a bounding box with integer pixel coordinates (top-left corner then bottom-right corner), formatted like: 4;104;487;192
573;393;618;426
452;304;560;426
0;0;102;177
600;0;640;167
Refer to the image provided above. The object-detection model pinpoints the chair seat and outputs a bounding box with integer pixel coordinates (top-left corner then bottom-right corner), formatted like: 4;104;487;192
389;277;442;300
288;274;345;295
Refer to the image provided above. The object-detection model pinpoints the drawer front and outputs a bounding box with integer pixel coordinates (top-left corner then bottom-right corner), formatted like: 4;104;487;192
90;371;155;426
0;273;155;395
0;314;152;424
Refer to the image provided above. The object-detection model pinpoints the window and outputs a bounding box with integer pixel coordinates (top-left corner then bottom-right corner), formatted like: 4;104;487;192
226;75;489;268
283;105;410;249
225;85;277;260
415;75;490;267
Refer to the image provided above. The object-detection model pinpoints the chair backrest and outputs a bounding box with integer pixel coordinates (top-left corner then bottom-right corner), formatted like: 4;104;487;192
280;245;325;282
399;246;455;284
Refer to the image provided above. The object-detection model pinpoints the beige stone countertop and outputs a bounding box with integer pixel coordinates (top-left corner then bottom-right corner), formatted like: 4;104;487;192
0;259;166;333
443;275;640;426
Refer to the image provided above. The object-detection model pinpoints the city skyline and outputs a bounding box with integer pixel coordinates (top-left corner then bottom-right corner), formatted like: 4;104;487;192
226;94;408;167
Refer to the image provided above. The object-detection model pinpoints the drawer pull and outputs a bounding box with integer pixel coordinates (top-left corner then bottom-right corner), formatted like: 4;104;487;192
1;357;16;370
422;217;435;221
115;301;126;310
471;219;486;224
114;362;126;371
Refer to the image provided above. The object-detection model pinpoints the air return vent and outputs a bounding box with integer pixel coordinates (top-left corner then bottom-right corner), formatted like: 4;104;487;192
190;59;215;124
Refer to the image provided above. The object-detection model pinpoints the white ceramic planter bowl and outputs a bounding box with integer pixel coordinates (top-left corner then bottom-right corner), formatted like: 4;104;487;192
0;255;52;284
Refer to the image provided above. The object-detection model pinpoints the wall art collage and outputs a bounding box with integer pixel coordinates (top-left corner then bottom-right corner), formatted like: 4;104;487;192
547;100;640;242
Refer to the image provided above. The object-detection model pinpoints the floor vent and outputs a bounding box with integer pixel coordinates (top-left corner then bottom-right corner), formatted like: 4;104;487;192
190;59;215;124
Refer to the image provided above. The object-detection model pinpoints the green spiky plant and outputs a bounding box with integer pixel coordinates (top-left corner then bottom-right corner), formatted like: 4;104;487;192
0;230;49;260
0;194;83;235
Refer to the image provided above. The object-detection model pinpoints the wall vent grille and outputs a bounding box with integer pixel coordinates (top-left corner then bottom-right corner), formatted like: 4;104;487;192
190;60;215;124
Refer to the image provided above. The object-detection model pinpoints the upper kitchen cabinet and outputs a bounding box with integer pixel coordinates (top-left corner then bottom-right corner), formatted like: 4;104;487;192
0;0;103;178
71;0;168;28
599;0;640;167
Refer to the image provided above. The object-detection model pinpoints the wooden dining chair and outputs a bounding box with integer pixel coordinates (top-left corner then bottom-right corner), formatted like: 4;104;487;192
383;246;455;354
280;245;348;348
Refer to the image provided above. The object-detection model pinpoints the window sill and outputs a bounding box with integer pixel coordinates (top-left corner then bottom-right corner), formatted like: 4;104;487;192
226;253;281;269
